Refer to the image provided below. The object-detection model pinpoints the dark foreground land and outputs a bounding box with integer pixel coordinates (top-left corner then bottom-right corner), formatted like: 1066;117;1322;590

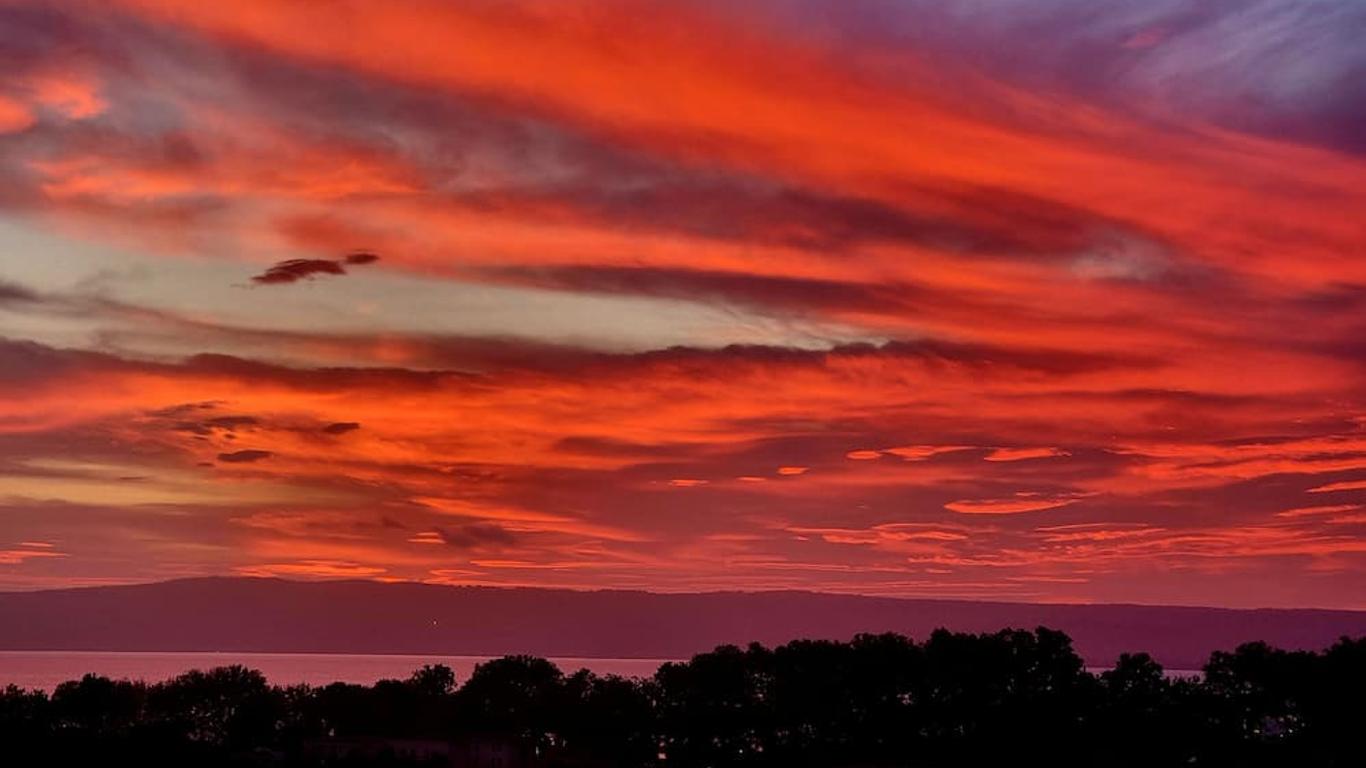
3;628;1364;767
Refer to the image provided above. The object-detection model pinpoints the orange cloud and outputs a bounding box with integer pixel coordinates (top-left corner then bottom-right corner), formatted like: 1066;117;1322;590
945;495;1082;515
235;560;388;579
27;69;106;119
1308;480;1366;494
883;445;976;461
984;447;1069;462
1276;505;1362;519
0;94;34;133
0;541;68;566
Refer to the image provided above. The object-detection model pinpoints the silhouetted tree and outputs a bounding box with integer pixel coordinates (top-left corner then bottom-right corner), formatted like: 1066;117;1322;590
1308;636;1366;765
51;673;147;735
1204;642;1316;744
2;629;1363;766
843;631;923;760
0;684;51;762
915;627;1095;762
654;643;775;766
559;670;656;766
456;655;564;753
147;665;279;749
409;664;457;697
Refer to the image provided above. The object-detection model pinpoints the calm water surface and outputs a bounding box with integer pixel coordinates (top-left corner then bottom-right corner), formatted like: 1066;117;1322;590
0;651;673;691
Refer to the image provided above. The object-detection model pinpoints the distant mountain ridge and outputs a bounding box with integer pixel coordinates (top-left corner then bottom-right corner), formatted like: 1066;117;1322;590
3;577;1364;669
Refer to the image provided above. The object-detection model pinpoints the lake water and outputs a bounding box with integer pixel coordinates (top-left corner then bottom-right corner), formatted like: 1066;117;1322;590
0;651;673;691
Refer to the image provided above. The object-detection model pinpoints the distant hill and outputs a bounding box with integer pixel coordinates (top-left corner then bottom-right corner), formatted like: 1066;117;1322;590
2;577;1364;669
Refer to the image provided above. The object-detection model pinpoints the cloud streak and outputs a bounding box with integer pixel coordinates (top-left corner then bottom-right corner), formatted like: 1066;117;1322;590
249;252;380;285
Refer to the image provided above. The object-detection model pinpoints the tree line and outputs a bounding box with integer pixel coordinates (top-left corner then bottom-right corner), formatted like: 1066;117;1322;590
1;627;1363;766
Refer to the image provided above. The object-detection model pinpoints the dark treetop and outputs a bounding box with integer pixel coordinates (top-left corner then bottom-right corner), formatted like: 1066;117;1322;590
2;627;1363;767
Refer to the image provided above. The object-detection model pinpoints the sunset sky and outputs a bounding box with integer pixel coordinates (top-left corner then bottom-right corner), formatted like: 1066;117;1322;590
2;0;1365;608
